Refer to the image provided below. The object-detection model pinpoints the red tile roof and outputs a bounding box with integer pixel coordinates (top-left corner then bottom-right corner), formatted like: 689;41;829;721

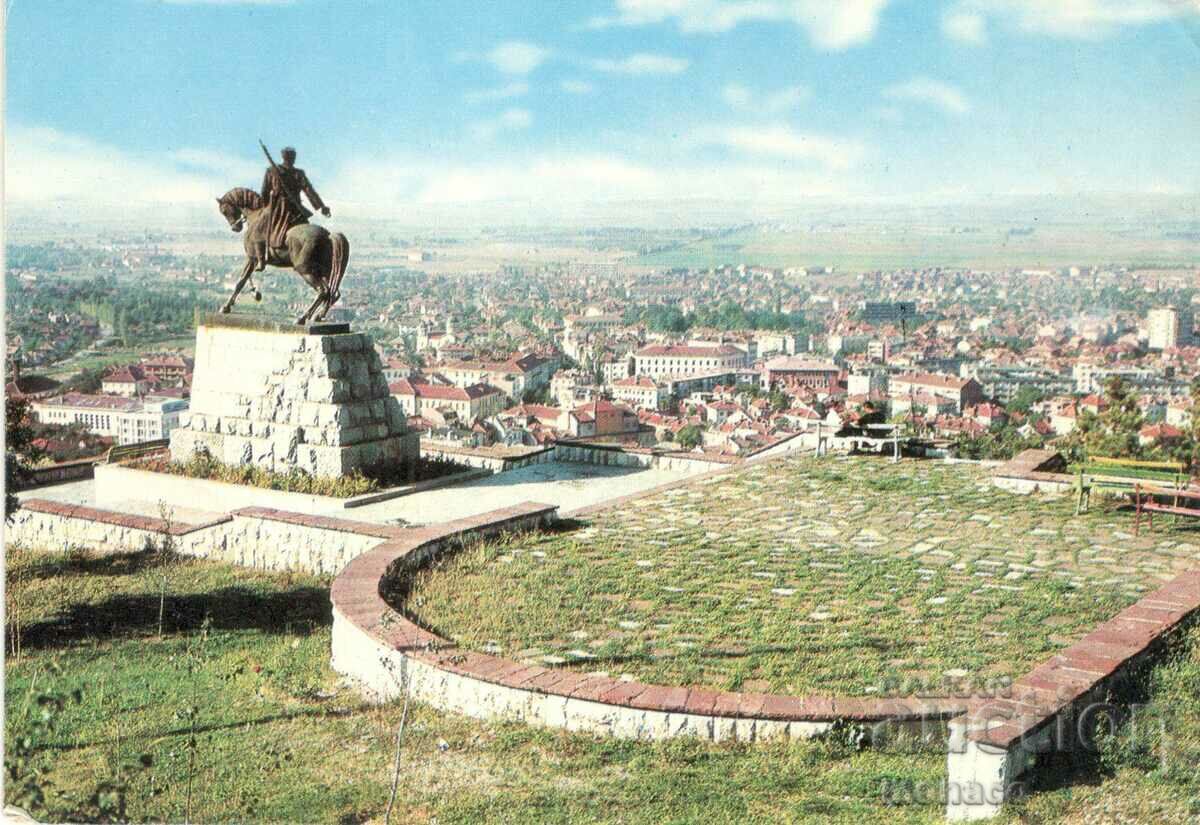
635;344;743;358
390;380;499;402
894;372;972;390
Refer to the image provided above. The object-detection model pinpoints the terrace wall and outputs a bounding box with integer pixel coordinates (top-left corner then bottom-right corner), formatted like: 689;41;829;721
419;444;556;472
945;570;1200;821
8;500;230;556
554;442;734;473
8;500;405;576
23;457;99;488
991;449;1073;495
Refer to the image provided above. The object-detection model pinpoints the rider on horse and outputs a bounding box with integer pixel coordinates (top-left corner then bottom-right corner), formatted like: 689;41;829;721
256;146;331;271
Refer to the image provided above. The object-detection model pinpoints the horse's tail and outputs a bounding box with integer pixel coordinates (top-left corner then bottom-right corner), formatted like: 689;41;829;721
328;232;349;305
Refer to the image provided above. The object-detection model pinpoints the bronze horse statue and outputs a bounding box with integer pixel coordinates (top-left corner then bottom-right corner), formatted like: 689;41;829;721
216;187;350;324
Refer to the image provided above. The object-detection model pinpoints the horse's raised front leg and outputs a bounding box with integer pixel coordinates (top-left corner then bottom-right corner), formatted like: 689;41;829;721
220;259;256;314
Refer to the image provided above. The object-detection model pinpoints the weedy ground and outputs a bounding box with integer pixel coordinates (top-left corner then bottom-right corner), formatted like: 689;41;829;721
411;455;1200;696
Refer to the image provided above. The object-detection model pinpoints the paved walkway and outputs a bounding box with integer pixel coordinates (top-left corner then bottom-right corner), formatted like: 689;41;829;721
19;461;712;527
18;481;228;525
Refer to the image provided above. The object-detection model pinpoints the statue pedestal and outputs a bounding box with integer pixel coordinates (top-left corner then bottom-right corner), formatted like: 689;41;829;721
169;314;417;478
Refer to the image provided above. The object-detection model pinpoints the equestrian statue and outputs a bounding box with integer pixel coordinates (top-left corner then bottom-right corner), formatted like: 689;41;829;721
215;142;349;325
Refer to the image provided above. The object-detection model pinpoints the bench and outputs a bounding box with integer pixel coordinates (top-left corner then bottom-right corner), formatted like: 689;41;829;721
103;438;170;464
1133;484;1200;535
1074;457;1190;514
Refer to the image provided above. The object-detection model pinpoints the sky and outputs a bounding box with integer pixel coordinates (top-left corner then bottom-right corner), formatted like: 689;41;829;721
5;0;1200;221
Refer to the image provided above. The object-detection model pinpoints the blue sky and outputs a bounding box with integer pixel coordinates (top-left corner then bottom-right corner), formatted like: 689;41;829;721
6;0;1200;216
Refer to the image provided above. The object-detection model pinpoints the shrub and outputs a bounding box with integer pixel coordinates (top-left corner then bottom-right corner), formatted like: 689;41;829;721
128;450;467;498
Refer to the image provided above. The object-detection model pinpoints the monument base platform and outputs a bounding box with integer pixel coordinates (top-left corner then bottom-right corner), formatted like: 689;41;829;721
169;315;417;478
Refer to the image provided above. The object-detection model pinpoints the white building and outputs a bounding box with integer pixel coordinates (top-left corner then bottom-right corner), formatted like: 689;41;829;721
599;355;632;383
31;393;188;445
610;375;669;411
1147;306;1180;351
632;344;747;379
389;379;505;421
563;311;623;338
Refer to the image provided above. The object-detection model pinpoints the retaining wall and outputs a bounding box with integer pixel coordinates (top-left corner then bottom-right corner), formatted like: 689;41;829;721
991;449;1073;496
945;570;1200;820
8;500;230;556
8;499;407;576
553;442;734;474
420;444;556;473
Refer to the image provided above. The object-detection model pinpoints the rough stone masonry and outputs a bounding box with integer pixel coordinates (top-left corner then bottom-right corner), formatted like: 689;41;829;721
169;317;418;478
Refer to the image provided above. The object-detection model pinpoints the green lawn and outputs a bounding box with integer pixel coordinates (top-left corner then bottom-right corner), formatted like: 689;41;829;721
411;455;1199;697
3;544;950;824
6;535;1198;822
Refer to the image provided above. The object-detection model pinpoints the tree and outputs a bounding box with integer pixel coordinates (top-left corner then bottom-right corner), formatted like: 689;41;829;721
768;388;790;412
6;396;40;520
1094;377;1144;458
952;423;1045;461
676;424;704;449
1069;377;1144;460
1007;386;1044;415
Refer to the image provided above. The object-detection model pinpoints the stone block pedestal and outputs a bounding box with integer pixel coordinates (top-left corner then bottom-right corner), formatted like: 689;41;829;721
169;315;418;478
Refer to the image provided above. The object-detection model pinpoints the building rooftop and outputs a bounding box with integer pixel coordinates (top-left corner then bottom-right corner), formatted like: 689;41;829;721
390;380;500;401
636;344;744;358
36;393;146;412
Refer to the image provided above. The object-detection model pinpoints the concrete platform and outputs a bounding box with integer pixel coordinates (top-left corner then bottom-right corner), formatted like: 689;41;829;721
22;460;711;528
195;311;349;335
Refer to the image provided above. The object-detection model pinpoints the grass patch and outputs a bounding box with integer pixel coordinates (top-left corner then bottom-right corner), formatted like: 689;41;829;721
409;455;1199;696
5;543;955;823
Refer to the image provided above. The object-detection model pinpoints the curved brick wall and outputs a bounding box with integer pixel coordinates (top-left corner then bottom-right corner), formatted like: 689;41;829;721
329;501;970;741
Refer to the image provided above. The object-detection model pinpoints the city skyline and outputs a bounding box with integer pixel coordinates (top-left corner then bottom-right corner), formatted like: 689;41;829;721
6;1;1200;220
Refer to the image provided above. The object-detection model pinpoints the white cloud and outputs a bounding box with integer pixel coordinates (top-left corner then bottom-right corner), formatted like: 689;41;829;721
946;1;1196;40
561;79;596;95
883;77;971;115
588;53;690;75
582;0;893;49
462;41;551;74
790;0;893;48
694;125;866;170
5;125;248;205
470;108;533;140
464;82;529;104
336;153;859;208
169;147;261;180
942;9;988;43
415;156;662;204
722;83;811;113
